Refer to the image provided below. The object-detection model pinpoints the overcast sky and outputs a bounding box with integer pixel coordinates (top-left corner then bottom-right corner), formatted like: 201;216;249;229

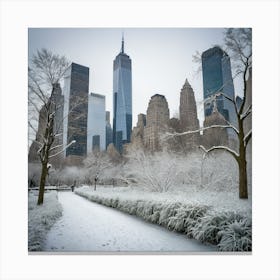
28;28;242;127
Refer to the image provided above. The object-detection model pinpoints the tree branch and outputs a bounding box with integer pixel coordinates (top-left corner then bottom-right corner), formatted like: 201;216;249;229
199;145;239;161
164;123;239;138
240;104;252;121
244;130;252;147
49;140;76;159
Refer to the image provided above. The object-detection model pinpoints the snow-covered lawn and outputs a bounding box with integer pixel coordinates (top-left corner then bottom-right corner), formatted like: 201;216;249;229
75;186;252;252
28;191;62;251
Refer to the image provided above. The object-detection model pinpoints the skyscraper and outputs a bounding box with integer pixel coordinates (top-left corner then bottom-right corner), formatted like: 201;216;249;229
144;94;170;151
105;111;113;149
28;83;64;166
179;78;200;150
63;62;89;159
113;35;132;152
202;46;236;129
87;93;106;153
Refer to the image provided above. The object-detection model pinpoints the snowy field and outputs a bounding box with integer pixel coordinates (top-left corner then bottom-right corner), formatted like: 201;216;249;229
28;191;62;251
76;185;251;214
43;192;217;252
75;186;252;251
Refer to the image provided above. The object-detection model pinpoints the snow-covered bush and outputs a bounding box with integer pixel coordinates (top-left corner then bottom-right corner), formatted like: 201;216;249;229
217;218;252;251
173;153;202;188
50;166;87;186
167;204;210;235
191;211;251;247
75;187;251;252
28;191;62;251
201;151;238;192
123;149;239;194
124;149;181;192
83;150;111;186
158;202;182;226
28;163;41;187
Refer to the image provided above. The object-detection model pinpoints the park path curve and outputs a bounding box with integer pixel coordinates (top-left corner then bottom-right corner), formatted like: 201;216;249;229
43;191;217;252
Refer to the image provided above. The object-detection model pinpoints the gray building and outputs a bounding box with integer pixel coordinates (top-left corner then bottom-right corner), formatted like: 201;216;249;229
179;78;200;151
144;94;170;151
28;83;64;166
87;93;106;153
106;111;113;149
113;35;132;152
62;62;89;158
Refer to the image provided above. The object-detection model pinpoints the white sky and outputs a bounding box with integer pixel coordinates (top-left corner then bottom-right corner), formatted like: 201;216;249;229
28;28;242;128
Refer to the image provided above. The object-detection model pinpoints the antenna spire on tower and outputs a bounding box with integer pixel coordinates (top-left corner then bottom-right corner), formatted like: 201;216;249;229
121;32;124;53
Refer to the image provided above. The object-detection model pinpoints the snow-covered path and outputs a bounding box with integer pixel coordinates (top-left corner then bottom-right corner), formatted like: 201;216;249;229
43;192;217;252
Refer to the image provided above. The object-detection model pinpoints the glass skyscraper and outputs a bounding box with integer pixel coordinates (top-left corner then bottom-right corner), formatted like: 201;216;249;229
113;36;132;152
202;46;237;129
87;93;106;153
63;62;89;158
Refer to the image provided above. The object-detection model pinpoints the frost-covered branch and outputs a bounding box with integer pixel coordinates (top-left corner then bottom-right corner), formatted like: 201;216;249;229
49;140;76;159
28;120;39;136
244;130;252;147
49;143;64;151
165;123;239;139
240;105;252;121
199;145;239;161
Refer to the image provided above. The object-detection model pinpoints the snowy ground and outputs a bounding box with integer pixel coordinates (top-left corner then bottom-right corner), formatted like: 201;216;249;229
76;185;252;214
28;191;62;251
43;191;217;252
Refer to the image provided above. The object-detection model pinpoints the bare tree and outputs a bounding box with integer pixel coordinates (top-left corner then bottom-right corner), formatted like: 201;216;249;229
124;147;179;192
202;28;252;199
83;149;112;190
166;28;252;199
28;49;71;205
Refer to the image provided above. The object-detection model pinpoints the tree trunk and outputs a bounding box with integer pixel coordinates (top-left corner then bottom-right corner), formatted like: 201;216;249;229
237;114;248;199
37;161;48;205
238;157;248;199
238;130;248;199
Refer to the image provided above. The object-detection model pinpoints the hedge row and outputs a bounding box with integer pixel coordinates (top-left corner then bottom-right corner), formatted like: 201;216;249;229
75;189;251;252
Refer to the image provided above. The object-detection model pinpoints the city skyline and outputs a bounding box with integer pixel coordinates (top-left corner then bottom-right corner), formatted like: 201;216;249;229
28;28;243;133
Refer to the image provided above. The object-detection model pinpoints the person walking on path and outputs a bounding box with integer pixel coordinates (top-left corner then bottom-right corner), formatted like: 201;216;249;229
71;180;76;192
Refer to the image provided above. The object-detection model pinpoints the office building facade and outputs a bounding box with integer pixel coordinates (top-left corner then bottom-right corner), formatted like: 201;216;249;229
63;62;89;158
179;78;200;150
202;46;236;130
144;94;170;151
106;111;113;149
113;36;132;152
87;93;106;153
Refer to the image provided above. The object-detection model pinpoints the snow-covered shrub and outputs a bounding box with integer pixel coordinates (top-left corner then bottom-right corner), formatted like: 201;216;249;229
201;151;238;192
28;163;41;187
83;150;111;186
52;166;87;186
218;219;252;251
192;212;227;244
173;153;202;188
167;204;210;235
124;149;179;192
191;210;251;251
150;210;162;223
123;148;240;194
158;202;182;226
28;191;62;251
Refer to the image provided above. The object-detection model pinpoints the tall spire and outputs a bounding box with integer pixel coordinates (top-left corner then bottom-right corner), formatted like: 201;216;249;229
121;32;124;53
